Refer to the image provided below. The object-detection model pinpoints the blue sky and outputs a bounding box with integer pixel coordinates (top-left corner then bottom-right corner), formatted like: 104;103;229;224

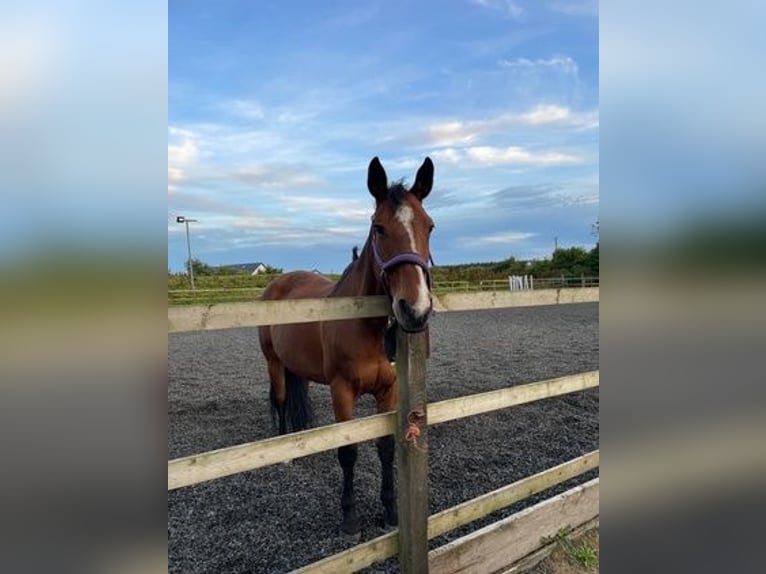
168;0;598;273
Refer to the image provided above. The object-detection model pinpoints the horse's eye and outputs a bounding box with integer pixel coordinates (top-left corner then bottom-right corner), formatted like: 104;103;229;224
373;223;386;235
428;224;435;234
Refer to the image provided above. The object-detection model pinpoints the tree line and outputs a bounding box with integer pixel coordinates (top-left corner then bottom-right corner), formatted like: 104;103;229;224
169;243;598;288
431;244;599;283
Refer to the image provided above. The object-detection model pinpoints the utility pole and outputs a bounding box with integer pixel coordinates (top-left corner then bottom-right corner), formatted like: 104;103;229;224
176;216;198;289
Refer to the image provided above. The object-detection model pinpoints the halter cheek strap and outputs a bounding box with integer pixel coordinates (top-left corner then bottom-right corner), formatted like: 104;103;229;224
370;232;432;292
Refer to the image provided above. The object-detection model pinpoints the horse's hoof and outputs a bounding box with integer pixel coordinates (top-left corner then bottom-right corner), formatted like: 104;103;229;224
383;507;398;528
341;529;362;543
340;520;361;538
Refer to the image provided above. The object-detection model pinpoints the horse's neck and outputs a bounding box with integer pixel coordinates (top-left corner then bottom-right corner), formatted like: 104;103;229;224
332;237;388;343
333;236;383;298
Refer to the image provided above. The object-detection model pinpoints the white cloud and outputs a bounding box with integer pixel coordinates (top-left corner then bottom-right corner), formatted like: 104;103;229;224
464;231;537;246
168;127;200;193
433;145;583;167
429;148;464;165
517;104;571;124
230;216;289;230
232;167;320;189
414;103;597;148
426;121;481;146
281;196;371;222
467;146;582;165
499;55;579;76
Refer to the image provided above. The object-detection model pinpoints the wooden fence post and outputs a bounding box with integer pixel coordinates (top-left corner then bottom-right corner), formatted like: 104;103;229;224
395;327;429;573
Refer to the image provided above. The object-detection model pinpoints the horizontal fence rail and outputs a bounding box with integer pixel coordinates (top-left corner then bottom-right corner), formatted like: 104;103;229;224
168;371;598;490
168;295;391;332
168;288;599;333
291;451;599;574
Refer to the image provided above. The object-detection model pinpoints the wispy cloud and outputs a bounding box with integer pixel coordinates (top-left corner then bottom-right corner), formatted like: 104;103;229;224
433;145;584;167
168;127;199;194
518;103;572;124
231;166;321;189
469;0;525;19
486;182;599;210
320;3;381;30
225;99;265;120
280;196;371;222
547;1;598;17
499;55;579;76
467;146;582;166
462;230;537;246
168;190;283;225
402;104;597;148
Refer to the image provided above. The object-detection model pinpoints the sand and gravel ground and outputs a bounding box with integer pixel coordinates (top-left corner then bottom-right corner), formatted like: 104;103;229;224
168;302;599;573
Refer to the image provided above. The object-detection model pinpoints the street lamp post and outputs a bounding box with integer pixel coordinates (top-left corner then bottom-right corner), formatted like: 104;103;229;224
176;216;198;289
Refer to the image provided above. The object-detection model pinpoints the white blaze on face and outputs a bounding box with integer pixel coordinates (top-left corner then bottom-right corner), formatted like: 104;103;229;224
395;204;432;316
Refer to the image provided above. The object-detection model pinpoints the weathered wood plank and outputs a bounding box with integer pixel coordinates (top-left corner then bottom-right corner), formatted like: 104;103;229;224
395;328;429;574
433;287;599;313
429;478;600;574
290;531;398;574
427;450;599;540
168;289;599;332
290;452;599;574
168;295;391;332
168;413;393;490
428;371;599;425
169;373;599;489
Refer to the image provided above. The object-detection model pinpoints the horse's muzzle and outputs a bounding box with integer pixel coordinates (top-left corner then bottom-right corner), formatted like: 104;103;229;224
394;298;432;333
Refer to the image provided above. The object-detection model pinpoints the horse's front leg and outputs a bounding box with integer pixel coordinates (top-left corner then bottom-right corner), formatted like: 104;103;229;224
331;381;360;535
337;443;359;534
375;373;398;528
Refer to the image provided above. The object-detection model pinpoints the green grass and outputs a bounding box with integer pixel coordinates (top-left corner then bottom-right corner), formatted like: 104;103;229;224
167;272;598;306
542;527;599;570
569;544;598;569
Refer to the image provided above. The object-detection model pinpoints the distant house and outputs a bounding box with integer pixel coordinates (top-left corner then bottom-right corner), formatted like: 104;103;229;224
218;262;269;275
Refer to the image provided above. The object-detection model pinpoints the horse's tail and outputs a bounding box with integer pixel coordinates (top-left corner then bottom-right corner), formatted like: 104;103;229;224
284;368;313;432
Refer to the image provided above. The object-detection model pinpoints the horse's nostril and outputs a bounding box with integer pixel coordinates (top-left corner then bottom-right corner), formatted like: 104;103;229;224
397;299;415;320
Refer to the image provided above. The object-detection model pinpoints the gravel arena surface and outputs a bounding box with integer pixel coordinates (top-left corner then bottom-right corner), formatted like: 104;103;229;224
168;302;599;573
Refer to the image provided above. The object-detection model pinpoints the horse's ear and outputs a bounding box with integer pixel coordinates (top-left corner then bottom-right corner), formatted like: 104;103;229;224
367;157;388;202
412;157;434;201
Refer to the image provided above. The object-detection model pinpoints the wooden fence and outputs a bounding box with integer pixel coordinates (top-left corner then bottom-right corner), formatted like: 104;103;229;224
168;288;600;573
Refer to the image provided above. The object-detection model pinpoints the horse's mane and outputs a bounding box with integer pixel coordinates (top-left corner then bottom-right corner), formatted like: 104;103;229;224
388;180;408;207
339;245;360;280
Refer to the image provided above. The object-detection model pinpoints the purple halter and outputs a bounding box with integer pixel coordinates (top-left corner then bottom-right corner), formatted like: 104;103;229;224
370;229;432;292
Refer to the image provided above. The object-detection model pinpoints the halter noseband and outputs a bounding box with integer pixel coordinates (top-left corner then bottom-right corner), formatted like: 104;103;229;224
370;228;432;293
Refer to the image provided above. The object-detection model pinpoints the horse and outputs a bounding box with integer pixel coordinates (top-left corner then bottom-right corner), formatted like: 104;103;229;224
258;156;435;534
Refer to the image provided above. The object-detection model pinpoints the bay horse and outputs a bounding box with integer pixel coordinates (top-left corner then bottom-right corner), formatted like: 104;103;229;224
258;156;435;534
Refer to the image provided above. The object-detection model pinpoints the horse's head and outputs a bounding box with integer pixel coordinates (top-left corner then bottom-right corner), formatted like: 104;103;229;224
367;156;435;332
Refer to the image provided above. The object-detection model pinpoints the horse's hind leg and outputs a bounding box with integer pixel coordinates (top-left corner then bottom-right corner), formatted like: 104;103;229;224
259;326;288;435
266;359;287;435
